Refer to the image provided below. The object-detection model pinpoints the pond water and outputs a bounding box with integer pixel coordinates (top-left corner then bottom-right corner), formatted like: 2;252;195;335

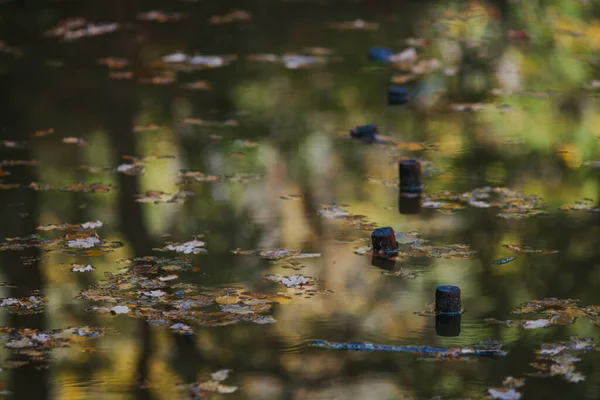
1;1;600;399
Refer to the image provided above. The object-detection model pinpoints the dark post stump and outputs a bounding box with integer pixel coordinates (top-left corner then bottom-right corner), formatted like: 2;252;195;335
371;227;399;256
350;124;378;143
399;158;423;193
388;86;408;105
398;191;421;215
368;47;393;63
435;285;462;315
435;315;461;337
370;254;395;271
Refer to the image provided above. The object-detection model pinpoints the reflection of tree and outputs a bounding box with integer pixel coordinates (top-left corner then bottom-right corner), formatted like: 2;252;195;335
102;74;155;400
0;64;48;400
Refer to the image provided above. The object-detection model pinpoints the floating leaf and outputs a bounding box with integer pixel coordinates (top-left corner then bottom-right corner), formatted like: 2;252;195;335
488;388;522;400
503;244;558;254
0;295;45;314
45;18;119;41
180;370;239;395
522;319;551;329
216;292;291;306
32;128;54;137
531;338;594;382
512;298;580;315
182;80;212;90
559;198;599;213
137;10;184;23
170;323;193;334
209;9;252;24
81;221;103;229
155;239;206;254
29;182;112;193
328;19;378;31
110;305;129;315
381;268;417;279
71;265;94;272
265;274;316;288
67;235;101;249
135;190;192;204
62;137;86;145
98;57;129;69
231;248;318;261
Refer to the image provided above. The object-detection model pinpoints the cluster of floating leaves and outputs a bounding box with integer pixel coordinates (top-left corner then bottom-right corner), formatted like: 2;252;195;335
70;264;94;272
160;53;237;69
559;198;599;213
77;258;304;333
178;369;238;396
29;182;112;193
423;186;547;218
486;338;594;399
81;155;174;176
361;45;457;79
485;298;600;330
265;274;315;288
232;248;320;273
328;19;379;31
135;190;193;204
502;244;558;255
247;52;335;70
209;9;252;25
37;220;103;231
59;232;123;256
231;251;329;297
380;267;418;279
0;325;112;371
155;239;207;255
319;204;378;231
0;295;45;315
1;159;40;167
44;17;118;41
529;337;594;383
486;376;525;400
137;10;184;23
178;171;263;184
0;235;52;252
231;248;319;261
264;274;333;299
124;256;192;270
62;136;86;146
3;221;112;257
181;117;240;127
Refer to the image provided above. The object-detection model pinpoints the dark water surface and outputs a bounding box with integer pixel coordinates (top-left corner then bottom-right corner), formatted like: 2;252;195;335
1;1;600;399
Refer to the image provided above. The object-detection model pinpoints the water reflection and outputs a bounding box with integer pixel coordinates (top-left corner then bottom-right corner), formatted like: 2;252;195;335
398;192;422;215
370;254;395;271
435;315;461;338
0;0;598;399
